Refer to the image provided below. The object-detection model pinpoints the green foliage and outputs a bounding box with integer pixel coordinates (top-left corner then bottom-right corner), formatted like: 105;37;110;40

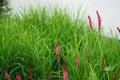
0;0;10;17
0;8;120;79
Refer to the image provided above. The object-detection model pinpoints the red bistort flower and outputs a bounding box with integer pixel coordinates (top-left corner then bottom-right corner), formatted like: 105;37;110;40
113;68;120;80
75;56;80;69
62;61;68;80
88;16;94;31
29;67;33;80
16;73;22;80
117;27;120;33
96;11;102;31
56;43;60;61
4;70;11;80
63;70;68;80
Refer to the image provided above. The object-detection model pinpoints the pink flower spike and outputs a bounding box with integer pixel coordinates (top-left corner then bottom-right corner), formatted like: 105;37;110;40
117;27;120;33
16;73;22;80
56;43;60;61
113;68;120;80
62;61;68;80
29;67;33;80
88;16;94;31
96;11;102;31
62;61;66;70
4;70;11;80
75;56;80;69
63;70;68;80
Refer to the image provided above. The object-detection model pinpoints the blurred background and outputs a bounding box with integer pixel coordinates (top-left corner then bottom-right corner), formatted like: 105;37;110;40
1;0;120;39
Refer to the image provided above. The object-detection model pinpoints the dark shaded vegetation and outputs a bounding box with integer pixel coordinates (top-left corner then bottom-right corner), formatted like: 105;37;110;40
0;0;10;17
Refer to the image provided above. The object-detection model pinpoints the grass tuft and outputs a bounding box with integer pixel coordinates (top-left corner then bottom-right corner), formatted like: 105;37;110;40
0;7;120;79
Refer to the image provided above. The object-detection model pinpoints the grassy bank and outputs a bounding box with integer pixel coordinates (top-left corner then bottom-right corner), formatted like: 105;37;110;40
0;8;120;80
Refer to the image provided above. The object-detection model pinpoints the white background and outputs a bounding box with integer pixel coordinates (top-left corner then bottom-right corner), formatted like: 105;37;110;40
8;0;120;39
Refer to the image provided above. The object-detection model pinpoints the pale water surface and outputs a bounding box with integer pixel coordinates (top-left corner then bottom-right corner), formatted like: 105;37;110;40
8;0;120;39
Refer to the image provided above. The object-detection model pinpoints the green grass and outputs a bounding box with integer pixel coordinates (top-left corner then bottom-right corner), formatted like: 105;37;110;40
0;8;120;80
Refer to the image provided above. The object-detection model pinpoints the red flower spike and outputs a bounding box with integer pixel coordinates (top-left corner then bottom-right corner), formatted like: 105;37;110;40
113;68;120;80
4;70;11;80
29;67;33;80
16;73;22;80
96;11;102;31
75;56;80;69
88;15;94;31
117;27;120;33
56;43;60;61
62;61;66;70
63;70;68;80
62;61;68;80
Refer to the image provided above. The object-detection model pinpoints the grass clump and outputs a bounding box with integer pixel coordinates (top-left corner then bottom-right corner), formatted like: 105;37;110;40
0;8;120;80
